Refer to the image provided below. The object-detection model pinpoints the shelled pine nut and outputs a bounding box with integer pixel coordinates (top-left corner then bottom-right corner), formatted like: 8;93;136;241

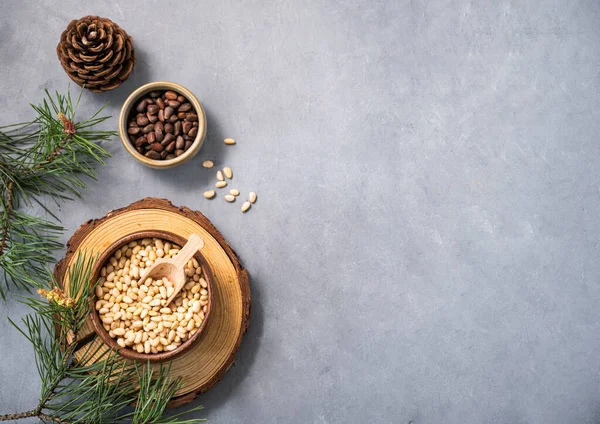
95;237;208;354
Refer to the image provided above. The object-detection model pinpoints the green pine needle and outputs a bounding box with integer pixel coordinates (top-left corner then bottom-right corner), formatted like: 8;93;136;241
0;87;112;299
2;253;206;423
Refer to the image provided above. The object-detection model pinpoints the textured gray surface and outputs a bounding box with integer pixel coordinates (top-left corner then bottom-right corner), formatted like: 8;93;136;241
1;0;600;423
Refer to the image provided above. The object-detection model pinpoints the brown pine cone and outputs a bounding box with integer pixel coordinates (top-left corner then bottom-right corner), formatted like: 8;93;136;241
56;16;135;93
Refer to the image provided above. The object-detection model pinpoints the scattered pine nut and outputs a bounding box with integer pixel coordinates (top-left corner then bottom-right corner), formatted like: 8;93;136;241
241;201;251;213
249;192;257;203
224;138;236;145
224;194;236;202
229;189;240;196
216;181;227;188
216;170;224;181
223;167;233;179
203;190;215;199
202;160;214;168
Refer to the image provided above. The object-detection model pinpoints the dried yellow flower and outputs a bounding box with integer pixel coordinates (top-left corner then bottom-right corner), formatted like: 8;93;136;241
37;287;75;307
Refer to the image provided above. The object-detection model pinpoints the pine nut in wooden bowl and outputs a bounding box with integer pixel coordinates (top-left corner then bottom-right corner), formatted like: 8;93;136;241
90;230;213;362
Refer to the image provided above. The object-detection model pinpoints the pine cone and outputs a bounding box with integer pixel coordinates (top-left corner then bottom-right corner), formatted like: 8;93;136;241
56;16;135;93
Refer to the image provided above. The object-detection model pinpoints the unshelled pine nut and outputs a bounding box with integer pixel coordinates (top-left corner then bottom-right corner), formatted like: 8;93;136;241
128;90;198;161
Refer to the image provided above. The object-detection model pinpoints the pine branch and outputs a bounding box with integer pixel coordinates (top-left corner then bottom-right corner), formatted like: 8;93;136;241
1;253;206;423
0;88;112;299
0;410;38;421
39;412;71;423
0;410;70;423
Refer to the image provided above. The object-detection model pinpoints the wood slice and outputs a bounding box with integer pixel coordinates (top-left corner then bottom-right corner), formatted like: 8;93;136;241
53;197;250;407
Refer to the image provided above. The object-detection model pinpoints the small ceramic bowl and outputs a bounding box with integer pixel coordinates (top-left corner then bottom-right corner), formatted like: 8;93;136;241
90;230;213;362
118;81;207;169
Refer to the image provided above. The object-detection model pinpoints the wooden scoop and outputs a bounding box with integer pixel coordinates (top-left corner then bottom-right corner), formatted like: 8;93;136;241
139;233;205;306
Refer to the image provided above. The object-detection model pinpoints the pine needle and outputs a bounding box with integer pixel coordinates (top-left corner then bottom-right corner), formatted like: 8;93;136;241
2;253;206;423
0;87;112;299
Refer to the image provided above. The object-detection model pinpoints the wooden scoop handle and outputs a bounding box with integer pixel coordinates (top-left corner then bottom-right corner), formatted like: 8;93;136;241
172;234;204;267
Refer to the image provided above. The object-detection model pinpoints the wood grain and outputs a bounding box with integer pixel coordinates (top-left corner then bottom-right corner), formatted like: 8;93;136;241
53;198;251;407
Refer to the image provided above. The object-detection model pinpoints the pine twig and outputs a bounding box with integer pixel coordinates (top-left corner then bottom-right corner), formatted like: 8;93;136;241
0;408;72;423
0;88;112;299
0;346;74;423
0;115;72;258
0;180;13;257
2;253;206;423
38;412;72;423
0;410;38;421
37;113;74;168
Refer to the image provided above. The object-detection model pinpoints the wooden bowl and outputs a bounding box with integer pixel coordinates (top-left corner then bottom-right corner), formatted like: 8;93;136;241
118;81;207;169
90;230;213;362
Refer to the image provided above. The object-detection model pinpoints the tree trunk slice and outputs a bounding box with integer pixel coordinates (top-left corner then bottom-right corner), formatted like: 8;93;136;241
53;197;251;407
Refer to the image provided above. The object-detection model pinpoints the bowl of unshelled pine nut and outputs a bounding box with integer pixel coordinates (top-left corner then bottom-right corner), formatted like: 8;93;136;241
90;231;213;362
119;81;207;169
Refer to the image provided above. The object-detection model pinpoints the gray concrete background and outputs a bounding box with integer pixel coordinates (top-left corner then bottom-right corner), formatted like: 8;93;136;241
1;0;600;423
